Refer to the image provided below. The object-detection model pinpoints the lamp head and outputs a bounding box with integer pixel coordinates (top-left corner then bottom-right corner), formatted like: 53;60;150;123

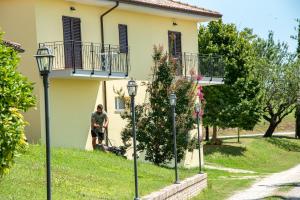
34;47;54;75
127;79;138;97
194;103;201;113
169;93;177;106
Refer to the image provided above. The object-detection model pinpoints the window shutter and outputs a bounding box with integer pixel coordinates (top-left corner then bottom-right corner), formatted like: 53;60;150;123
62;16;82;69
62;16;72;41
119;24;128;53
72;18;81;42
72;18;82;68
175;32;182;56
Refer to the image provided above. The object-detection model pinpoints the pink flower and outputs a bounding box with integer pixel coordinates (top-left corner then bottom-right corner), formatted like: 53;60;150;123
197;75;203;81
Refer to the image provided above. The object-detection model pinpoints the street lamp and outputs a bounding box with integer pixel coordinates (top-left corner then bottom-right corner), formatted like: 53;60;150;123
194;103;202;173
34;46;54;200
127;79;140;200
169;93;179;184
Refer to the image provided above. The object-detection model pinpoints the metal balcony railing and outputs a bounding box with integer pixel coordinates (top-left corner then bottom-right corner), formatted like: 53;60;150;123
39;41;129;76
172;53;225;80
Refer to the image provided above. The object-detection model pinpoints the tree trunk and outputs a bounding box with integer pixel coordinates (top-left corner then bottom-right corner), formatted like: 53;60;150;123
212;125;217;140
296;106;300;139
205;126;209;141
263;120;278;137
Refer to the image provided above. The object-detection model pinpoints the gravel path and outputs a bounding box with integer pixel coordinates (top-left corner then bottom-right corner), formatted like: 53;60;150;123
227;164;300;200
205;165;257;174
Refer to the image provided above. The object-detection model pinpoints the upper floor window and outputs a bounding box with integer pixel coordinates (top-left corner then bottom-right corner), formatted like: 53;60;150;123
119;24;128;53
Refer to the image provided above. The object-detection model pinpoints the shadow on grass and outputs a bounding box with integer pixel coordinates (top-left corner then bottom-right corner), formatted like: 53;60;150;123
204;144;246;156
261;195;300;200
274;182;300;188
266;137;300;152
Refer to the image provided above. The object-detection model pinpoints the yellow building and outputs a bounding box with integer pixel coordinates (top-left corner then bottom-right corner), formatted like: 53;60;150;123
0;0;222;165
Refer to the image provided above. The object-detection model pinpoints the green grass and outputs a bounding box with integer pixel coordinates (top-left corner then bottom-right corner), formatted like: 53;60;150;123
1;137;300;200
192;170;254;200
212;112;296;136
193;137;300;200
204;137;300;173
0;145;198;200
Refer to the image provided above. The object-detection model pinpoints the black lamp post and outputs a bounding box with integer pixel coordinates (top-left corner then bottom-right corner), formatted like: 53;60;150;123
127;79;140;200
194;103;202;173
34;47;54;200
170;93;179;184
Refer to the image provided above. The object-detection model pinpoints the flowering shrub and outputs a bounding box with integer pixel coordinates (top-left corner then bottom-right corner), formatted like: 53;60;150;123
119;46;198;165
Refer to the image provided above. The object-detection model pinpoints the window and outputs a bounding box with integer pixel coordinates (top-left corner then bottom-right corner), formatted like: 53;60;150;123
168;31;182;57
118;24;128;53
115;97;125;111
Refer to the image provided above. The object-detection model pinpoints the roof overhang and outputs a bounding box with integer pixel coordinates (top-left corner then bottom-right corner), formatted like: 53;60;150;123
66;0;221;22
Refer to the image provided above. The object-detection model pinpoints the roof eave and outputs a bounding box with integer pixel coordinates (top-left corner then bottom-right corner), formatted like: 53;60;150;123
2;40;25;53
114;0;222;19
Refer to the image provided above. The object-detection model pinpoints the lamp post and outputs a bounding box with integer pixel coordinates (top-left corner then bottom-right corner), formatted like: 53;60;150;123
194;103;202;173
34;47;54;200
170;93;179;184
127;79;140;200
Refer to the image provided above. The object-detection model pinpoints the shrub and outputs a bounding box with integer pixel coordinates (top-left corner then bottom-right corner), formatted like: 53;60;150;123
0;33;35;177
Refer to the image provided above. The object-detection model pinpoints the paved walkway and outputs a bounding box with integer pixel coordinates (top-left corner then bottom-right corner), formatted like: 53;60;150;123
205;164;257;174
227;164;300;200
218;131;295;139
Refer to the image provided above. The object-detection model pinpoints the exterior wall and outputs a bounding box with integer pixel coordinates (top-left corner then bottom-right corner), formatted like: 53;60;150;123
1;0;199;151
183;125;205;168
106;80;148;147
0;0;42;143
49;79;103;149
34;0;198;80
33;0;198;149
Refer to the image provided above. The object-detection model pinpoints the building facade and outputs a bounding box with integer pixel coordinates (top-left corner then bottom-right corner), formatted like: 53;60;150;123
0;0;222;164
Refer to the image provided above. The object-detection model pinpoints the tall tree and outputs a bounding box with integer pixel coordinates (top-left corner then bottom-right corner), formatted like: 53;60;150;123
295;19;300;139
0;33;35;177
120;46;197;165
198;20;261;143
254;32;300;137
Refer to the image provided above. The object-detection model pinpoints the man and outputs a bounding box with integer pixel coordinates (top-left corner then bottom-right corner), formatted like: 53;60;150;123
91;104;109;149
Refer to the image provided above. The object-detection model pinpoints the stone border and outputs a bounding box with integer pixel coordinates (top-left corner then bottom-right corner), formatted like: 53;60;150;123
142;173;207;200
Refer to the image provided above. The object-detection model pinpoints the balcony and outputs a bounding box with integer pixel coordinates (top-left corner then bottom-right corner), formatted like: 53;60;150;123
175;53;225;85
39;41;129;79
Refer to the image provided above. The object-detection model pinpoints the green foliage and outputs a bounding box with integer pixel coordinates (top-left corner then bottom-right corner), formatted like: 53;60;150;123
0;32;35;177
254;32;300;137
198;20;261;132
120;46;197;165
294;19;300;138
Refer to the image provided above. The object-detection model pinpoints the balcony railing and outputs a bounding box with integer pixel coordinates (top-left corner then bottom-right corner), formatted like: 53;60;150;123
39;41;129;76
173;53;225;81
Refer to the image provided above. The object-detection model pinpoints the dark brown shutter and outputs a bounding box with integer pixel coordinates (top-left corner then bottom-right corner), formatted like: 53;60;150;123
62;16;82;69
175;32;182;56
119;24;128;53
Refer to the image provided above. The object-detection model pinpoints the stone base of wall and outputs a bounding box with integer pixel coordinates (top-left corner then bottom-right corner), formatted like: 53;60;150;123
142;173;207;200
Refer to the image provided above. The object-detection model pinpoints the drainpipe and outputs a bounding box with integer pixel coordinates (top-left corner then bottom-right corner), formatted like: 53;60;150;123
100;1;119;146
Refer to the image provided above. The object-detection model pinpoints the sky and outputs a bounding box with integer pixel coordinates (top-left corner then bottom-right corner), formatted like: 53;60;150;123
179;0;300;52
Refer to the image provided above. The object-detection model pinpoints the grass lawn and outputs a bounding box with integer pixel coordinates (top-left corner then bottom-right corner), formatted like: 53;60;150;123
209;112;296;136
0;145;198;200
1;137;299;200
193;137;300;200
